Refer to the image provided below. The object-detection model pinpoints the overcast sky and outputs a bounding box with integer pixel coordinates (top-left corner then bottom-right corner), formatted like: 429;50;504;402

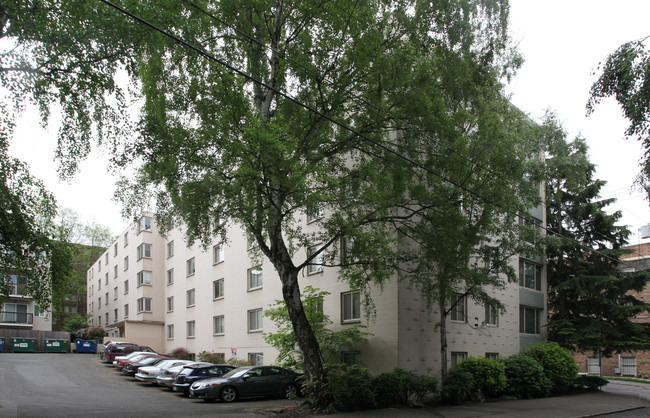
8;0;650;243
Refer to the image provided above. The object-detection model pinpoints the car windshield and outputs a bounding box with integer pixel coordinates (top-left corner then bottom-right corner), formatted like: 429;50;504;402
179;367;196;376
221;367;253;379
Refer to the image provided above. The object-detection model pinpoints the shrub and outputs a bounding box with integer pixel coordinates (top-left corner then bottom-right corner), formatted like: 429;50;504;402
453;357;507;398
523;342;579;393
226;356;254;367
573;375;608;391
503;354;551;399
198;351;226;363
85;327;105;340
371;368;437;407
171;347;193;360
440;367;475;404
302;364;375;413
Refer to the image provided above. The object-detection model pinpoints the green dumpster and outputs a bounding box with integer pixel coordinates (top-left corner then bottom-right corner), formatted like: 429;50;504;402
45;339;69;353
11;338;37;353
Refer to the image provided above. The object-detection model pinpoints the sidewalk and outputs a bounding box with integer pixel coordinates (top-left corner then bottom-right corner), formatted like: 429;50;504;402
330;381;650;418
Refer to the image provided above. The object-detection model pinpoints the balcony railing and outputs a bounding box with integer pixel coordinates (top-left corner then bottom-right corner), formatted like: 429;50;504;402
0;311;33;325
7;283;28;297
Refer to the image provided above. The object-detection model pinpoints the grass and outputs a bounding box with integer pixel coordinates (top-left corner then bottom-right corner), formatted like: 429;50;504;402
606;377;650;385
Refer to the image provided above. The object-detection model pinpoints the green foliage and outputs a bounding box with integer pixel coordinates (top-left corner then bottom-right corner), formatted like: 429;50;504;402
301;364;375;413
452;357;507;398
264;286;370;370
523;342;578;393
573;375;608;391
85;327;105;341
171;347;193;360
62;314;90;333
226;357;255;367
542;114;650;354
440;367;476;404
371;368;437;407
198;351;226;363
502;354;551;399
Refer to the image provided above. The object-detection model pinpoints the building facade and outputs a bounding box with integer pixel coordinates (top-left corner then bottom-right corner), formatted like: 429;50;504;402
1;275;52;334
87;211;547;374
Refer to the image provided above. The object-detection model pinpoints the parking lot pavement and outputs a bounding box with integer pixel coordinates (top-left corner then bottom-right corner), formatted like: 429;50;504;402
0;353;301;417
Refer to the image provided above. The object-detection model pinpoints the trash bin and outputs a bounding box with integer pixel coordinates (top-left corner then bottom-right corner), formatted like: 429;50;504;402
45;339;69;353
11;338;37;353
0;337;4;352
75;340;97;354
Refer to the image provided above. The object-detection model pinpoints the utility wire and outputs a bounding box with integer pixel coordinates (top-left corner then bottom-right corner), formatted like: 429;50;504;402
97;0;635;268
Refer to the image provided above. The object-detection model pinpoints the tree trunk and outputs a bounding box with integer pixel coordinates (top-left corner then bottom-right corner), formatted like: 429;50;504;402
439;296;449;381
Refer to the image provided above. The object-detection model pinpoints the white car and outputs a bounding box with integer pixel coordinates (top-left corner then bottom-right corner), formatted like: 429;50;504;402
135;359;194;384
156;362;211;388
113;351;157;368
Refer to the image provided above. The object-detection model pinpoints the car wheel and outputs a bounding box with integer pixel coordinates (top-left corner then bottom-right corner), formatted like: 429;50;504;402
283;383;298;398
220;386;238;403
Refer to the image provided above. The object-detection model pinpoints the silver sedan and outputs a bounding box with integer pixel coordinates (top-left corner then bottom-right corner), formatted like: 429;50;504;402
135;359;194;384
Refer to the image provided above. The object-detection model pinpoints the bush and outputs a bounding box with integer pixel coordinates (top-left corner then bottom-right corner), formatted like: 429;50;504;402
523;342;578;393
573;375;608;391
371;368;437;407
453;357;506;398
198;351;226;363
85;327;105;340
226;356;254;367
440;367;475;404
503;354;551;399
302;364;375;413
171;347;193;360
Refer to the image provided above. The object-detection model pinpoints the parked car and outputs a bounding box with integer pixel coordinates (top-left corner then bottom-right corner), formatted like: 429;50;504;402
156;362;211;388
123;355;170;376
173;364;235;395
189;366;301;402
100;344;155;363
114;352;158;370
135;359;195;384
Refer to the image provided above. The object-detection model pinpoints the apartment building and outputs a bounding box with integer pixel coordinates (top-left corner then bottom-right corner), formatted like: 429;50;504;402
1;274;51;333
87;211;546;374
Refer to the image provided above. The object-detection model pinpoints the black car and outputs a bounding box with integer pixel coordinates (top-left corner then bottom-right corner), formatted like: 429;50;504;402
172;364;235;394
123;355;169;376
188;366;301;402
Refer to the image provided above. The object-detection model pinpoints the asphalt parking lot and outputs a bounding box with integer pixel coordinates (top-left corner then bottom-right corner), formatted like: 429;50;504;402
0;353;301;417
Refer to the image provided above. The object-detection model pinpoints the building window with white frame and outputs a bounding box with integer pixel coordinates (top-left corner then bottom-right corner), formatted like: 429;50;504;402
450;293;466;322
451;352;467;367
105;273;108;285
113;286;118;300
137;243;152;260
105;312;108;325
248;308;263;332
124;279;129;294
167;268;174;285
124;232;128;247
341;236;357;264
213;315;225;335
167;324;174;339
341;351;360;366
137;297;152;313
485;352;499;360
114;308;118;322
137;270;152;287
187;289;195;307
187;320;195;338
213;244;224;264
186;258;195;276
123;256;129;271
105;292;108;304
113;243;118;256
124;304;129;318
213;278;224;300
167;241;174;258
519;258;542;291
138;216;152;233
113;265;118;279
519;305;542;334
307;244;324;274
34;305;46;317
247;266;262;290
341;291;361;323
167;296;174;312
105;253;108;265
485;303;498;326
248;353;263;366
306;205;323;223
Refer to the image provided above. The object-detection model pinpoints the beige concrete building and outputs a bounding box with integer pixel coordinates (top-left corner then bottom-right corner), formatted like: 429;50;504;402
87;211;546;374
1;276;52;334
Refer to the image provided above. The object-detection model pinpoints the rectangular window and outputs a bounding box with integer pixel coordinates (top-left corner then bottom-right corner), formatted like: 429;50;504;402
34;305;46;317
105;312;108;324
213;278;224;299
186;289;195;307
124;304;129;318
167;324;174;339
105;253;109;265
486;353;499;361
105;273;108;285
137;243;152;260
105;292;108;305
248;308;263;332
519;259;542;291
98;316;101;326
307;244;324;274
124;232;128;247
98;260;101;271
485;303;498;326
167;268;174;285
137;297;152;313
167;241;174;258
451;352;468;367
114;308;118;322
187;320;195;338
113;243;118;256
138;216;152;233
123;256;129;271
137;270;152;287
248;353;263;366
113;286;118;300
98;279;101;290
450;293;466;322
167;296;174;312
247;266;263;290
213;244;224;264
186;258;195;276
123;279;129;294
519;306;542;334
341;351;360;366
307;206;323;223
98;297;101;307
341;236;357;264
341;291;361;322
213;315;225;335
113;265;118;279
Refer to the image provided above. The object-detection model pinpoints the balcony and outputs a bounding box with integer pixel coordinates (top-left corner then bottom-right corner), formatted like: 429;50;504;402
0;311;33;326
6;283;29;298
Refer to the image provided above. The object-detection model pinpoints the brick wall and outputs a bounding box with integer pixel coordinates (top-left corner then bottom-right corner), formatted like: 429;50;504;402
574;350;650;378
